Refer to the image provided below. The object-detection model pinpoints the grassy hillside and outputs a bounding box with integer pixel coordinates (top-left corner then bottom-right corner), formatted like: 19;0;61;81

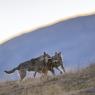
0;63;95;95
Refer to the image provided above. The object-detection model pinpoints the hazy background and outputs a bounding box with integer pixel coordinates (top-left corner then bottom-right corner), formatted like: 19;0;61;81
0;0;95;80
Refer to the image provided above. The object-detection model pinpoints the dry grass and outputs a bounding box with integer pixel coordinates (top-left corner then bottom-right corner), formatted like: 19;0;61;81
0;63;95;95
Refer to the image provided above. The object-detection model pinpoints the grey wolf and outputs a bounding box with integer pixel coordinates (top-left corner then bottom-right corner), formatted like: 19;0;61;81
4;52;65;80
4;52;50;80
34;52;65;77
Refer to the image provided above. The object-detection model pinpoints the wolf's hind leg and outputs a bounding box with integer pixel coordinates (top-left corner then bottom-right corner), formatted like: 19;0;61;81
33;72;37;78
18;68;26;81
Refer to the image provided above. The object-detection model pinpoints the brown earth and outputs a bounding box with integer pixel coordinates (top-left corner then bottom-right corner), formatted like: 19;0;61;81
0;63;95;95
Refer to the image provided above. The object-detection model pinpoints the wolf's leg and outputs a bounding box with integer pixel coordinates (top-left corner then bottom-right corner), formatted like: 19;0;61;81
50;68;55;76
61;64;65;73
40;67;48;81
43;69;48;81
60;57;65;73
56;67;62;74
33;72;37;78
18;68;26;81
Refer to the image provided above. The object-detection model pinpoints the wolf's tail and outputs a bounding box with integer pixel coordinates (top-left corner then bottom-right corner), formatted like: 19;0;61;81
4;67;18;74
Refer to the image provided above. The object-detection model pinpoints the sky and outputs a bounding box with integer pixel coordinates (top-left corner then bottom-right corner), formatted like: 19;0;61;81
0;0;95;44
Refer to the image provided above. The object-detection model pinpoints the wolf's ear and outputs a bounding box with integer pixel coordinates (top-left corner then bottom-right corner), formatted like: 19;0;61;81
59;52;61;55
44;52;47;55
55;52;57;55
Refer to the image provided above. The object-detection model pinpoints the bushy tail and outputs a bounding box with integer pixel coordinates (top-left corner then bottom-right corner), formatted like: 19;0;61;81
4;67;18;74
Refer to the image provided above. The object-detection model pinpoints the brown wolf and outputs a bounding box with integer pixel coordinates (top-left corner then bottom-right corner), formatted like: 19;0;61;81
4;52;51;80
33;52;55;77
51;52;65;74
43;52;65;74
34;52;65;77
4;52;65;80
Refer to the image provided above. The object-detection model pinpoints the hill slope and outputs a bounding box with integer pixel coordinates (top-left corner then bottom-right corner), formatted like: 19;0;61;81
0;14;95;80
0;63;95;95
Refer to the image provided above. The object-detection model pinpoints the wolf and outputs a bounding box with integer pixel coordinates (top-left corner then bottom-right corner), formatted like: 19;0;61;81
34;52;65;77
4;52;65;80
4;52;52;80
51;52;65;74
